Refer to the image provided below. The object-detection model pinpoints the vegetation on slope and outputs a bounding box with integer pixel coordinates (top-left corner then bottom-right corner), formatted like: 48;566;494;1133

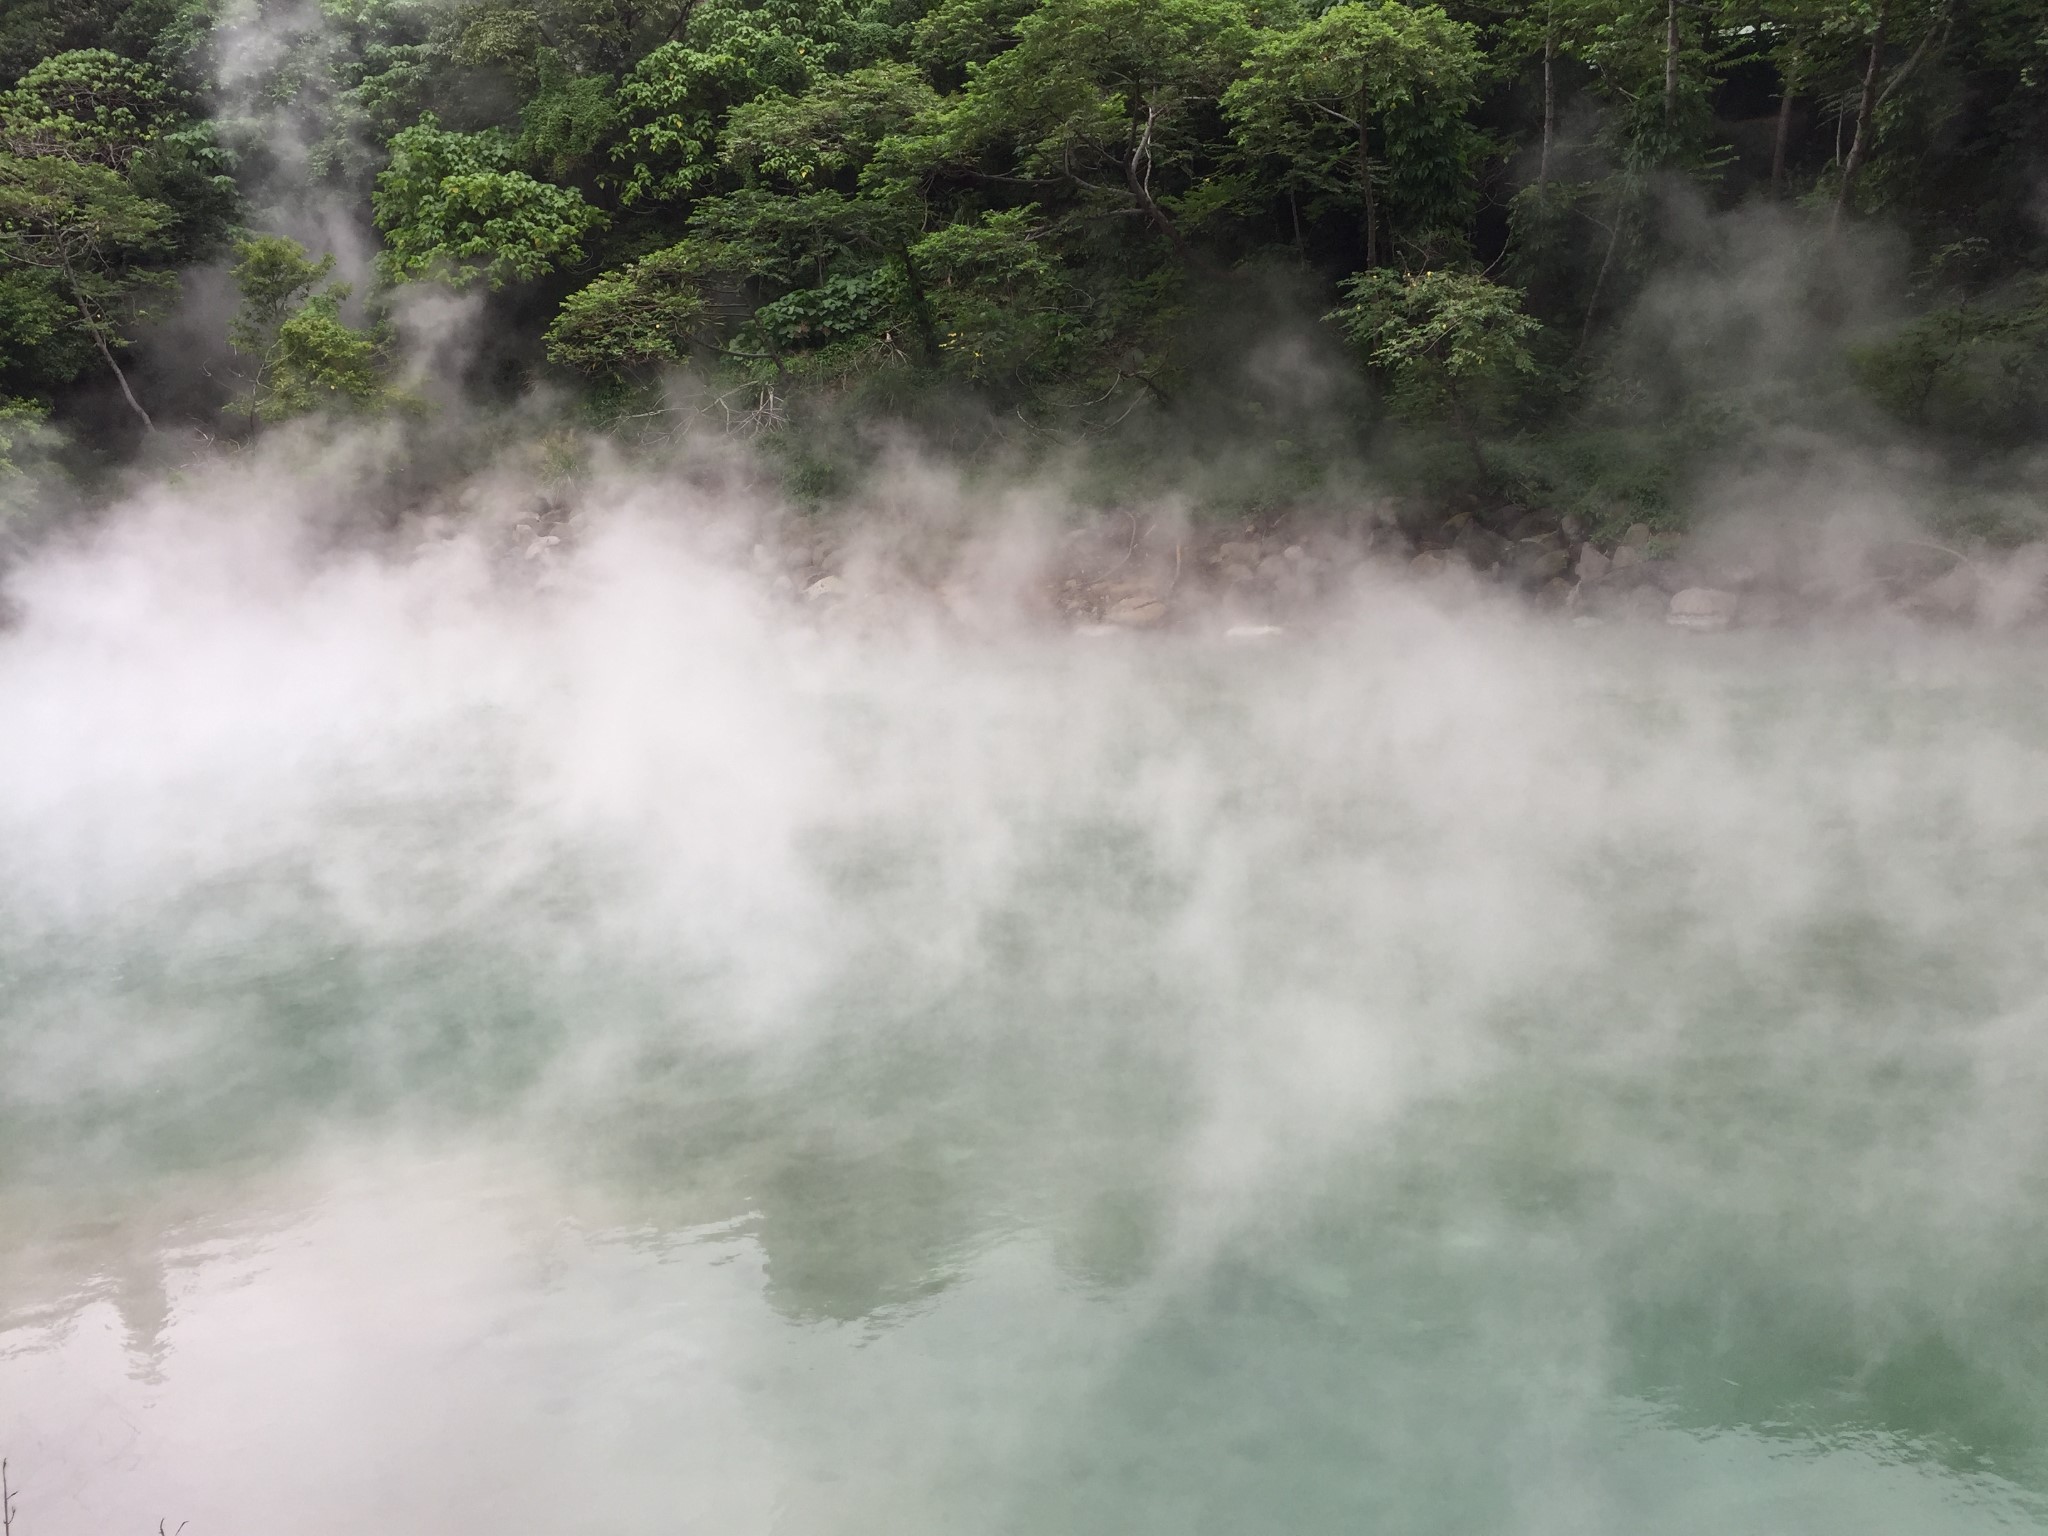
0;0;2044;521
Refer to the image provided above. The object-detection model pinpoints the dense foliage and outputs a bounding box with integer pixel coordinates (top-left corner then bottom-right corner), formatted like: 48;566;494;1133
1;0;2043;506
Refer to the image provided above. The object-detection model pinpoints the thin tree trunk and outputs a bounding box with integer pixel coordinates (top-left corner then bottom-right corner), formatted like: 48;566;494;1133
1578;205;1622;354
1539;30;1556;192
1125;107;1187;259
1833;7;1946;227
1664;0;1681;126
1770;64;1796;196
94;326;155;433
895;244;940;365
1356;76;1377;268
1831;14;1886;231
66;268;153;433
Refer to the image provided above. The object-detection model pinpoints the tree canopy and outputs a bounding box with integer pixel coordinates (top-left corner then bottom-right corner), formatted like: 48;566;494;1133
1;0;2042;468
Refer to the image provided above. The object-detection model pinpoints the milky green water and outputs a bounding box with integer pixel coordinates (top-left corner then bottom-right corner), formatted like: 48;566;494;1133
2;584;2045;1533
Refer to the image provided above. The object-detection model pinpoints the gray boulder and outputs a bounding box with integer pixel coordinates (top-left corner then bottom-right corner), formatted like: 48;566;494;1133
1668;587;1739;632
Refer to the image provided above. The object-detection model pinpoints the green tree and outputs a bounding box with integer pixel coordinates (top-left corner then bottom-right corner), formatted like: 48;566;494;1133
372;113;605;286
909;207;1076;386
1328;267;1540;478
607;0;892;207
451;0;701;80
225;234;389;427
1852;270;2048;442
704;63;945;363
945;0;1264;260
0;157;169;425
543;239;710;373
0;49;231;428
1225;0;1484;269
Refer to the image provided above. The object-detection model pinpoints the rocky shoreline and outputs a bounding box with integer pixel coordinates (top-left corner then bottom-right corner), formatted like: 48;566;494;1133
497;492;2048;634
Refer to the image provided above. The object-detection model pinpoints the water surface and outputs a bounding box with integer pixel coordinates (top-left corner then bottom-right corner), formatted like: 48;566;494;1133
2;546;2044;1533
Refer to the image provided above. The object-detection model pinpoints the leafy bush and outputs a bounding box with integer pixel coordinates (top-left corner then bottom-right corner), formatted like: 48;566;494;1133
1852;275;2048;445
373;116;604;287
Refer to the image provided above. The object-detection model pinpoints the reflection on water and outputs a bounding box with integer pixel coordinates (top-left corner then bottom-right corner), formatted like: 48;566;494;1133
4;614;2048;1533
5;1117;2044;1535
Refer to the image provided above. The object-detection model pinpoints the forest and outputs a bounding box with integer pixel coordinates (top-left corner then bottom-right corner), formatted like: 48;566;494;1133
1;0;2044;532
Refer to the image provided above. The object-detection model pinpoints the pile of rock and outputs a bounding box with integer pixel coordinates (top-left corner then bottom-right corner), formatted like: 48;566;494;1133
546;489;2048;635
1392;498;2048;632
508;497;579;574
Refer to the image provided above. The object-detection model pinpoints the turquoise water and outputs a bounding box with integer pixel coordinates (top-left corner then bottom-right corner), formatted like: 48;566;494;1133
1;543;2045;1533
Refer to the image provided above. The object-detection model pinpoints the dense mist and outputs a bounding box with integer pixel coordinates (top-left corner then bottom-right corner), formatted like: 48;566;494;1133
2;457;2046;1531
4;0;2048;1525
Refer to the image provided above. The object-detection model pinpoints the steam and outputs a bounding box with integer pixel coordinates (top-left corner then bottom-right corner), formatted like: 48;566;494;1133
7;154;2048;1527
2;432;2047;1530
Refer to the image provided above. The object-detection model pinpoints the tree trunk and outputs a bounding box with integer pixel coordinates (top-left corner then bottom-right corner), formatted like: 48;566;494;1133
895;244;940;366
1578;204;1622;355
1539;30;1556;192
1770;65;1796;197
66;268;154;433
1125;107;1187;259
1832;13;1887;231
1663;0;1681;126
1355;75;1378;268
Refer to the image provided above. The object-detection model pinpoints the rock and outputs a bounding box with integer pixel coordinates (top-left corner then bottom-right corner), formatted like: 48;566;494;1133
1216;540;1260;565
1105;594;1168;627
1409;550;1449;579
1609;542;1644;572
1283;544;1306;562
1621;522;1653;548
1515;542;1571;586
1667;587;1739;632
805;574;848;599
1454;522;1510;572
1576;545;1611;583
1540;577;1574;606
1509;513;1558;542
1225;623;1284;640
